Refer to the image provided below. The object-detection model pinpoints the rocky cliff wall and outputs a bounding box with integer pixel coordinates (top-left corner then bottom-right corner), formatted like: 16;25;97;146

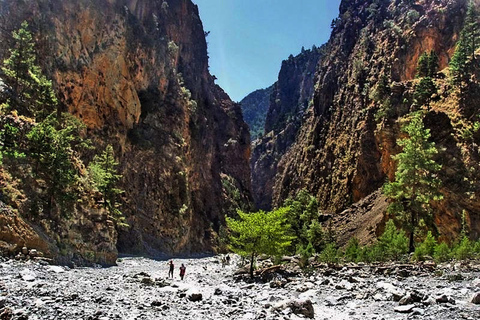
272;0;480;242
0;0;251;258
250;47;323;210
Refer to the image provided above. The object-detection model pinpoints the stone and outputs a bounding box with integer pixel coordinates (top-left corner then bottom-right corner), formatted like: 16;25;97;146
214;288;223;295
472;279;480;288
47;266;65;273
284;300;314;319
21;247;28;255
471;292;480;304
20;269;36;282
187;289;203;302
394;304;415;313
436;294;455;304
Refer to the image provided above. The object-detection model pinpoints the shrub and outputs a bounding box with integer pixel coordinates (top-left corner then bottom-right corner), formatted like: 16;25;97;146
377;220;409;261
297;242;315;268
434;242;451;262
320;243;339;265
414;231;436;260
344;237;360;262
453;236;473;260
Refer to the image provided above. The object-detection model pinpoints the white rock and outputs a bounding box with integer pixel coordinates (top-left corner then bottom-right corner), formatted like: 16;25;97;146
20;269;36;282
472;278;480;288
47;266;65;273
394;304;415;313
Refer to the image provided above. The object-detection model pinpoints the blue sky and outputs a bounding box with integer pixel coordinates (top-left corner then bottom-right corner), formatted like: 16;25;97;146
193;0;342;102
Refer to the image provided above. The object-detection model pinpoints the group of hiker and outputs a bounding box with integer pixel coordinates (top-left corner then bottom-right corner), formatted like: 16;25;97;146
167;255;231;280
168;260;186;280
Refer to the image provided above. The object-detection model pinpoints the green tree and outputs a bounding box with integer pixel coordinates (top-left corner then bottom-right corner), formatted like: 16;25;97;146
427;51;439;77
88;145;126;226
449;1;479;88
377;220;409;260
0;21;57;120
383;112;443;252
226;207;296;278
414;76;437;107
27;113;89;213
417;51;439;78
284;190;323;253
417;52;430;78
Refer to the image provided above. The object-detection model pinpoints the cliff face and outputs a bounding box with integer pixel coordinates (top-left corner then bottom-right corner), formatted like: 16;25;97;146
0;0;251;259
272;0;480;242
250;47;323;210
240;86;273;141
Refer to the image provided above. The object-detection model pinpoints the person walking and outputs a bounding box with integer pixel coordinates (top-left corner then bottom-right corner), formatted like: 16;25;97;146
168;260;174;278
179;263;186;280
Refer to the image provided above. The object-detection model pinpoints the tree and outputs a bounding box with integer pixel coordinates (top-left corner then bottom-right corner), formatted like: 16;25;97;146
88;145;126;226
226;208;296;278
414;76;437;107
383;112;443;252
27;113;89;213
0;21;57;120
449;1;479;88
417;52;430;78
417;51;439;78
283;190;323;253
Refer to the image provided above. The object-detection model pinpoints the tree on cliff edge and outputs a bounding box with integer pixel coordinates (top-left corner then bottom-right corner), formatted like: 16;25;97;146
0;21;57;120
383;112;443;252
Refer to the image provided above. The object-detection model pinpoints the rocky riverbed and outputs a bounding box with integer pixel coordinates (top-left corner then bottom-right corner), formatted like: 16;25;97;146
0;255;479;319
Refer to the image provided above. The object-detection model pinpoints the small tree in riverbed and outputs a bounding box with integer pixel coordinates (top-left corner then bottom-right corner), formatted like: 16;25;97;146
226;207;295;278
383;112;443;252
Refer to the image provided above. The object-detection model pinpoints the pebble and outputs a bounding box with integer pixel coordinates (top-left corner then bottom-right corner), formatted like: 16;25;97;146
0;257;477;319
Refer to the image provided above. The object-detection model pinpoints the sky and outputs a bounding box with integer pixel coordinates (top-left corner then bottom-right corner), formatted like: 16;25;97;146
193;0;342;102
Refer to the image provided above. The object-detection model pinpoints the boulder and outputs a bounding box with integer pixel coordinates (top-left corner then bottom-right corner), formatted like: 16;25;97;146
287;299;314;319
471;292;480;304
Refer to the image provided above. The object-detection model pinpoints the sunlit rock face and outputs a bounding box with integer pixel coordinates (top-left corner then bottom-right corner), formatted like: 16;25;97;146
266;0;479;244
0;0;252;259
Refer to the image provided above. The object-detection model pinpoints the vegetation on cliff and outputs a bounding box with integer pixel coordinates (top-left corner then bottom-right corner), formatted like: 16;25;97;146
0;22;123;263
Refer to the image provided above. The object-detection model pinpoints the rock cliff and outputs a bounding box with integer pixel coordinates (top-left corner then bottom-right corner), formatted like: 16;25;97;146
249;47;323;210
240;86;273;141
0;0;251;260
271;0;480;243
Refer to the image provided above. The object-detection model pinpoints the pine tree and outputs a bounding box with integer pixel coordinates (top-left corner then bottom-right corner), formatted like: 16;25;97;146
417;52;430;78
450;1;479;88
27;113;89;212
383;112;443;252
0;21;57;120
88;145;126;226
427;51;439;77
414;76;437;107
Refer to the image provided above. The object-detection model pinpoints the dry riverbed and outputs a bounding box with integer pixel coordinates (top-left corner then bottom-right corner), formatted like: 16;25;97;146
0;255;479;319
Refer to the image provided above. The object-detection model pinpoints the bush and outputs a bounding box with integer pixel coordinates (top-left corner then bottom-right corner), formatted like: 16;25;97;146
297;242;315;268
453;236;474;260
320;243;339;265
434;242;451;262
414;231;436;261
377;220;409;261
474;240;480;255
344;237;360;262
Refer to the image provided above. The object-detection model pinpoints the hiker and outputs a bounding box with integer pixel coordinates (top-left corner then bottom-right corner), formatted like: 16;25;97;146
179;263;186;280
221;256;226;268
168;260;174;278
226;254;231;265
